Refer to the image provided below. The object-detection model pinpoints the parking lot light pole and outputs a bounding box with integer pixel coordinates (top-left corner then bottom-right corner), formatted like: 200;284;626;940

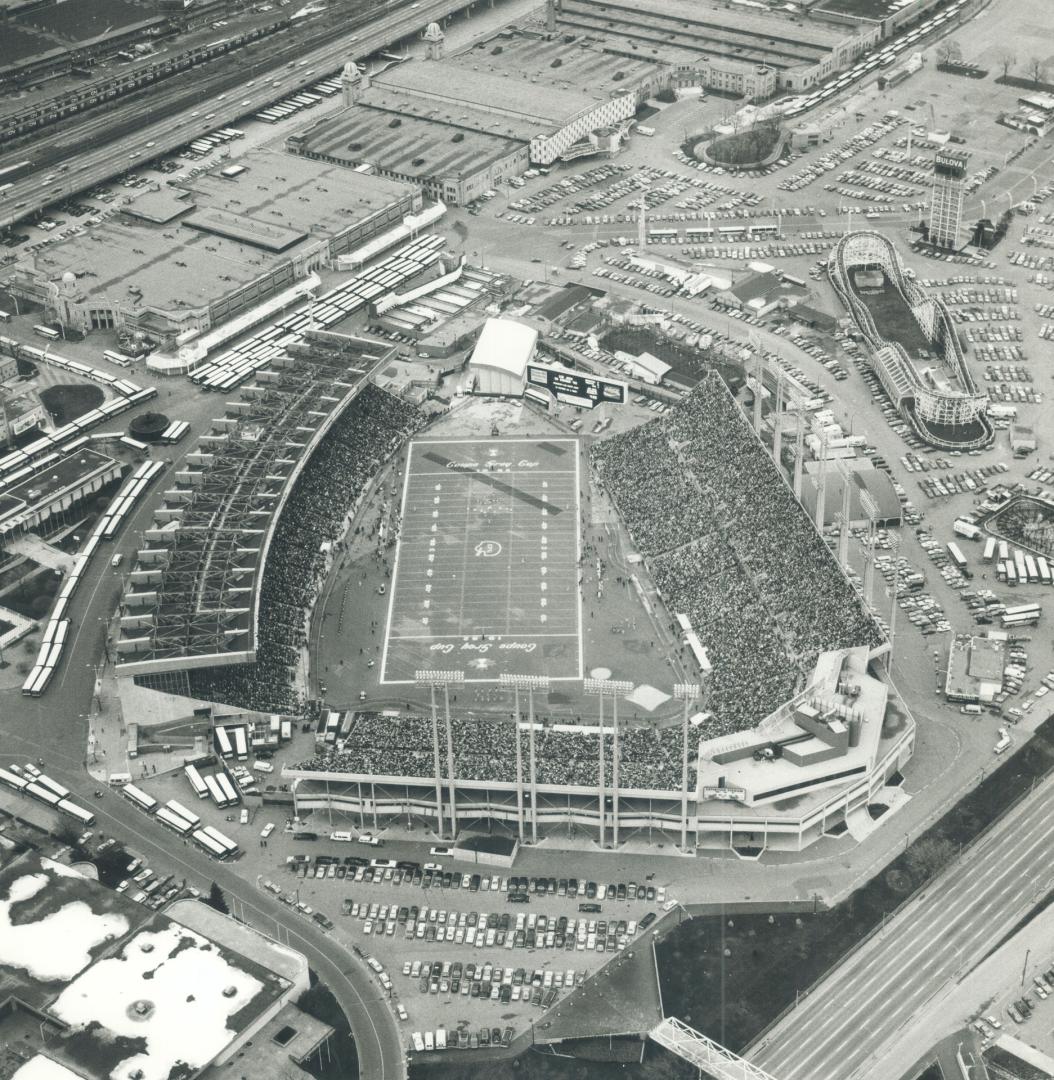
585;678;633;849
416;670;464;840
674;684;701;853
501;674;550;845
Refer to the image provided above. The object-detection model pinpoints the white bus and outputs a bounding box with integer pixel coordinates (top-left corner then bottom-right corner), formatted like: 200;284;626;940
216;772;239;806
25;781;62;808
0;767;29;793
165;799;201;829
199;825;238;858
103;349;135;367
232;726;248;760
57;799;96;827
33;325;60;340
1038;556;1052;586
982;537;996;562
1025;555;1039;583
1014;550;1028;582
946;542;968;571
191;828;229;858
122;783;158;814
156;806;194;836
36;773;71;801
215;726;233;757
184;763;209;799
204;773;233;808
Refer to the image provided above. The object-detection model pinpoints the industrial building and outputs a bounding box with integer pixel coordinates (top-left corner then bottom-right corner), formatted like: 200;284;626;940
944;632;1006;703
7;150;420;349
556;0;881;94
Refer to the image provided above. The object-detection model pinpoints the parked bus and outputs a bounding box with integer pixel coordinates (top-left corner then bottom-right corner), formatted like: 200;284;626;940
33;325;59;340
232;726;248;760
982;537;996;562
196;825;238;858
155;806;194;836
1014;550;1028;582
216;772;239;806
25;781;62;808
191;828;230;858
36;773;71;801
0;767;29;793
122;782;158;814
324;711;340;745
946;542;968;571
203;773;233;808
1024;554;1039;583
184;763;209;799
103;349;135;367
165;799;201;830
215;725;233;757
953;520;981;541
1038;556;1052;586
57;798;95;827
0;310;11;323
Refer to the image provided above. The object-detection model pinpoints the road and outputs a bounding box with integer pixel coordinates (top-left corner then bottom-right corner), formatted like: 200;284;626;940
748;775;1054;1080
0;0;487;230
0;766;407;1080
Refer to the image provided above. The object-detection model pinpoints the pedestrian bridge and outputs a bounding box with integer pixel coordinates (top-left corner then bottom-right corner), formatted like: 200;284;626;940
650;1017;781;1080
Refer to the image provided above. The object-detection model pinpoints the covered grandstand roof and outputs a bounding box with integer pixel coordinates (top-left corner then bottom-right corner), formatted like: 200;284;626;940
800;462;902;526
469;318;538;378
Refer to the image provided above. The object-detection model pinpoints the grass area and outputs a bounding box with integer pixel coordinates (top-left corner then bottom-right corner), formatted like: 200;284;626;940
704;120;783;167
850;273;932;358
39;382;105;425
415;713;1054;1080
1;569;60;620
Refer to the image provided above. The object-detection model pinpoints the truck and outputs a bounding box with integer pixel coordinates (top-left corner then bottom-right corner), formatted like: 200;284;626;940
953;520;982;541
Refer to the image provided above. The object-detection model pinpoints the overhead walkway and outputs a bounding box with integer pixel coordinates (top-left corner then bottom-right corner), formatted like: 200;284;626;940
650;1017;782;1080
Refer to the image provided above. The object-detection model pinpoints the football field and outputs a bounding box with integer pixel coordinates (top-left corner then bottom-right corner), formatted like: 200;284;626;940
380;437;582;684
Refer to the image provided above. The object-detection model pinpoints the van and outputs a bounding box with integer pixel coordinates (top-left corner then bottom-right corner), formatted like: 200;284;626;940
108;772;132;787
111;553;123;568
960;704;982;715
252;760;274;773
330;831;354;842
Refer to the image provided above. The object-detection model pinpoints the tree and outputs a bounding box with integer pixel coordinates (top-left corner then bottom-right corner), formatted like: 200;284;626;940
1029;56;1048;84
903;836;958;886
205;881;229;915
936;40;962;65
996;49;1017;78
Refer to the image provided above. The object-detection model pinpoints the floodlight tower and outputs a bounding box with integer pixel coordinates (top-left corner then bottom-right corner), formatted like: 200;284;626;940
793;405;805;500
584;678;633;848
886;531;902;678
814;429;828;533
770;373;785;468
860;489;880;608
752;351;764;434
416;670;464;839
674;683;700;853
637;191;647;250
500;674;550;844
836;459;853;568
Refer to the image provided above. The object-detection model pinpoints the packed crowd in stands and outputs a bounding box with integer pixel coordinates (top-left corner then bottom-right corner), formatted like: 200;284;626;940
290;712;696;792
189;385;424;712
592;371;880;737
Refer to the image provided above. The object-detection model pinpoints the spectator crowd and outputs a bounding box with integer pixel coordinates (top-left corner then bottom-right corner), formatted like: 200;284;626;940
292;712;695;792
591;371;880;737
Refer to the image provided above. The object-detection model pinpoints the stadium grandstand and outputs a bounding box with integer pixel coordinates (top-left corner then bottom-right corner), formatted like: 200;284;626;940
114;335;402;681
284;373;913;852
828;231;992;450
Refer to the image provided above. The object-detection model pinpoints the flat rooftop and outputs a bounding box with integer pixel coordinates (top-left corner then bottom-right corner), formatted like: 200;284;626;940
451;32;660;97
296;102;526;181
21;150;415;316
374;59;604;128
1;448;116;523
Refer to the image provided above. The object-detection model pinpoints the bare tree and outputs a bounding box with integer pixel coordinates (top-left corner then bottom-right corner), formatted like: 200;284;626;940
996;49;1017;79
1029;56;1048;84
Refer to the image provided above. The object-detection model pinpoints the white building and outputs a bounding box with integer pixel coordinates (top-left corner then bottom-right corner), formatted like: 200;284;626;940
468;318;538;396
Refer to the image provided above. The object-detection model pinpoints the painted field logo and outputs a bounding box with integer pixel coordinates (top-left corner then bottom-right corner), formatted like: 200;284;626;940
474;540;502;558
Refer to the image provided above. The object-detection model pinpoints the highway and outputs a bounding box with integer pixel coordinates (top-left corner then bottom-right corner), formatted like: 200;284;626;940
747;776;1054;1080
0;0;484;230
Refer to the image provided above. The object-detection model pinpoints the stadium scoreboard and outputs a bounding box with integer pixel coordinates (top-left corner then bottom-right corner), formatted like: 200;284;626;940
526;363;627;409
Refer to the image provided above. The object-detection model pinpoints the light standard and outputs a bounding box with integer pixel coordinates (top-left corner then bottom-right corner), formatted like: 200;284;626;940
415;669;464;840
500;674;550;845
584;678;633;849
886;530;902;678
674;683;700;853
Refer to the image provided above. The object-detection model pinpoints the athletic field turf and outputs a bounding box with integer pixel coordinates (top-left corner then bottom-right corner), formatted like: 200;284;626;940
380;437;583;684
